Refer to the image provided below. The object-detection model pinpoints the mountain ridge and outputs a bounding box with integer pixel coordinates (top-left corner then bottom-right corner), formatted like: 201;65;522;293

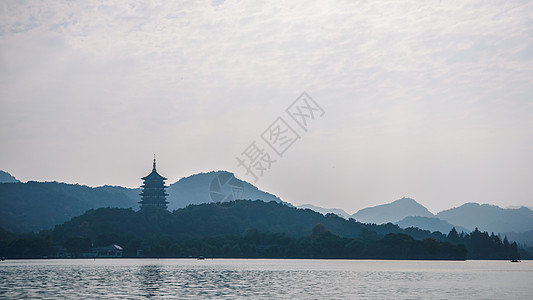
2;169;532;243
396;216;469;234
0;170;285;233
352;197;434;224
34;200;526;260
0;170;19;183
297;204;352;219
166;170;284;210
436;203;533;233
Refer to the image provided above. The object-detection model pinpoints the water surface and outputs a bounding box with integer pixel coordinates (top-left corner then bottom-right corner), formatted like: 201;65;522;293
1;259;531;299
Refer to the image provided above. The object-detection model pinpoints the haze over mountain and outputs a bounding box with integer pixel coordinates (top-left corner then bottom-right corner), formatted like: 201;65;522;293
297;204;352;219
52;200;414;241
437;203;533;233
352;197;434;224
0;181;139;233
0;170;284;233
506;205;533;211
34;200;526;260
396;216;469;234
505;230;533;249
349;198;533;241
2;169;532;247
166;171;282;210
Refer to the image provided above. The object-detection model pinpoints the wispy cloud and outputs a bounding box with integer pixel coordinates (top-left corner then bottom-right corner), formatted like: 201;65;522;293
1;0;532;212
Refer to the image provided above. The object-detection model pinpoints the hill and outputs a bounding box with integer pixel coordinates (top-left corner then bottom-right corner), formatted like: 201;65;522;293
297;204;351;219
166;170;283;210
352;197;434;224
0;170;19;183
0;170;285;233
2;167;531;245
46;200;464;259
0;182;139;233
436;203;533;233
2;200;522;260
50;200;422;242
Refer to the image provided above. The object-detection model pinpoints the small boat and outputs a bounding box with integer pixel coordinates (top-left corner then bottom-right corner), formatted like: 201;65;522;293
0;257;5;261
511;259;521;262
197;256;205;260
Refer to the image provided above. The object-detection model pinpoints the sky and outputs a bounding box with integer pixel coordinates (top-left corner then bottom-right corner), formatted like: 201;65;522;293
1;0;532;214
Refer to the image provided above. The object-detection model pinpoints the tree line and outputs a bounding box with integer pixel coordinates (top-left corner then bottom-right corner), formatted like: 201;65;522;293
0;200;526;260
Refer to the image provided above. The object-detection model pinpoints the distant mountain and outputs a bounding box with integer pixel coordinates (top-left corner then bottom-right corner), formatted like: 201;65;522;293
51;200;440;241
166;171;283;210
297;204;351;219
0;170;285;233
352;197;434;224
436;203;533;233
43;200;523;260
396;216;469;234
96;185;140;202
0;170;19;183
506;205;533;211
504;230;533;247
3;166;532;242
0;181;139;233
7;200;484;260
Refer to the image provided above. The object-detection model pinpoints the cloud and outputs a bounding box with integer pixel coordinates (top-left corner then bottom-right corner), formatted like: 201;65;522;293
1;0;532;212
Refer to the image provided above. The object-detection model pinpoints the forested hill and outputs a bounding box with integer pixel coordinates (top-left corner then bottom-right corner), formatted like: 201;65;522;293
25;200;524;260
50;200;441;242
0;181;139;233
0;171;284;233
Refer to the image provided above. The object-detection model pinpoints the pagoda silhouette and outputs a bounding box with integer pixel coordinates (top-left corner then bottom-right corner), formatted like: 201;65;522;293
139;155;169;210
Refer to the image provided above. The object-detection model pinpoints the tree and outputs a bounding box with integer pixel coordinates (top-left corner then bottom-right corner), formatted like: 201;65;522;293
447;227;460;244
310;223;329;239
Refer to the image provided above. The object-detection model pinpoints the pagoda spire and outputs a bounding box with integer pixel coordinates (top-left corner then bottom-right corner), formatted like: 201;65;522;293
153;154;157;171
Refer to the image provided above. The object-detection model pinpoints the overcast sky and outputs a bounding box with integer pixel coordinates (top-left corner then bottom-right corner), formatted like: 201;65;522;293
1;0;532;214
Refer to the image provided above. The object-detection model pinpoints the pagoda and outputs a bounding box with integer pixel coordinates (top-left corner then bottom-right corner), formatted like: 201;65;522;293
139;155;169;210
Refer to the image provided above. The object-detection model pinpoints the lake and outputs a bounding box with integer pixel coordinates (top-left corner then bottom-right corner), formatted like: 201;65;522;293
0;259;531;299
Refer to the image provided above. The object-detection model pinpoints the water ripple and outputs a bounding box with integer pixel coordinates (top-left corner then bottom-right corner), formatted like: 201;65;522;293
0;259;531;299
